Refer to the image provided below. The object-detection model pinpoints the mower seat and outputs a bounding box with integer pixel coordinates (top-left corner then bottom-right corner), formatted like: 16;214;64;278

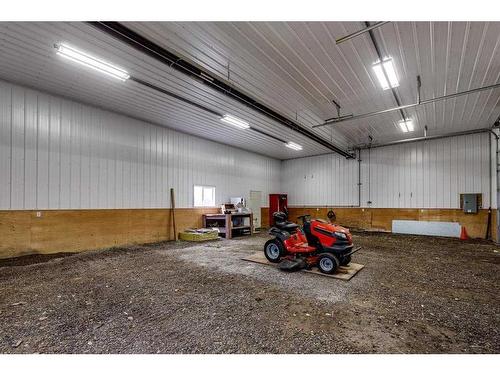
275;221;299;233
272;211;299;233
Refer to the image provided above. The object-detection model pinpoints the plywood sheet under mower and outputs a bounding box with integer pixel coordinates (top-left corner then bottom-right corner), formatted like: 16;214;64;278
242;252;364;281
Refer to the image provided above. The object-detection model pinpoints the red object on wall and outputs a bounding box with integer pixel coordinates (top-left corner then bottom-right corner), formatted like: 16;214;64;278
269;194;288;226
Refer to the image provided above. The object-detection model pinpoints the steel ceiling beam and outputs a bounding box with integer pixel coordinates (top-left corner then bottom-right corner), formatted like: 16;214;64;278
335;21;390;44
314;82;500;128
352;128;493;150
88;22;354;158
132;77;289;147
130;77;222;117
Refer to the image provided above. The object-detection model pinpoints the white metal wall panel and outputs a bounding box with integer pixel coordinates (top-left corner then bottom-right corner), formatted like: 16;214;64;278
361;133;491;208
282;132;492;209
1;79;493;212
0;80;280;210
281;153;359;206
0;81;11;209
11;85;25;209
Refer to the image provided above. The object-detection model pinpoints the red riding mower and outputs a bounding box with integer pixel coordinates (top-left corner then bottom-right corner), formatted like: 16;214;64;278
264;211;362;274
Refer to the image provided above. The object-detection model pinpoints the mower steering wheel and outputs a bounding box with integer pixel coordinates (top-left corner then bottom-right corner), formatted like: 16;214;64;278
297;214;311;223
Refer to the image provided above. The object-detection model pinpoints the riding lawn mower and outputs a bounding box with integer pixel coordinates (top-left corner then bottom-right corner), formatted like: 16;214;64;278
264;211;362;274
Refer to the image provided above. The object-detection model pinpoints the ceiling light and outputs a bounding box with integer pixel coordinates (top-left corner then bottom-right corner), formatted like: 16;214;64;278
399;121;408;133
373;58;399;90
55;43;130;81
285;141;303;151
399;119;414;133
220;114;250;129
405;120;414;132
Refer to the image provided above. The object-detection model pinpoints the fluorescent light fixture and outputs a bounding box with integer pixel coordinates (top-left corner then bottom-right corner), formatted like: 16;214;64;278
405;120;414;132
220;114;250;129
399;119;414;133
373;58;399;90
285;141;303;151
55;43;130;81
399;121;409;133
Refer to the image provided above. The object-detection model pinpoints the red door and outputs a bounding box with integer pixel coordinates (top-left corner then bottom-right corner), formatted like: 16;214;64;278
269;194;288;226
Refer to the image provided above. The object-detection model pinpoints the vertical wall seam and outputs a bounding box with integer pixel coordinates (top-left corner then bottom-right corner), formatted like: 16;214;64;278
22;90;26;209
58;99;62;209
47;96;51;208
68;102;72;208
9;85;13;209
35;94;39;209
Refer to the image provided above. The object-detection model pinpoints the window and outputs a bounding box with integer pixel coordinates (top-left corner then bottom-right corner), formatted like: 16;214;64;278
194;185;216;207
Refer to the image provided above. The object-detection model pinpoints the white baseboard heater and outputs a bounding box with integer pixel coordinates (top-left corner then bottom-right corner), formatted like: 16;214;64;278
392;220;461;238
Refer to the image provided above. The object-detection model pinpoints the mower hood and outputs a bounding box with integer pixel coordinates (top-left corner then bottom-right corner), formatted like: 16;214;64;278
311;220;353;243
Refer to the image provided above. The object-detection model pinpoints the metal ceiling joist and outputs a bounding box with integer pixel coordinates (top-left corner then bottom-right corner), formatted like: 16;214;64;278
132;77;291;146
134;70;301;149
314;82;500;128
129;76;222;117
335;21;390;44
87;21;354;158
353;127;494;149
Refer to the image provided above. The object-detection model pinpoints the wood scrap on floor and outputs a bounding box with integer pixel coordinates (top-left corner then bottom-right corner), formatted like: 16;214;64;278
179;228;219;242
242;252;364;281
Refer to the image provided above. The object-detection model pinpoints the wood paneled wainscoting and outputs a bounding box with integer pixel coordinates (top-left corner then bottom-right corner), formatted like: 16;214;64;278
260;207;496;242
0;208;219;259
2;206;495;259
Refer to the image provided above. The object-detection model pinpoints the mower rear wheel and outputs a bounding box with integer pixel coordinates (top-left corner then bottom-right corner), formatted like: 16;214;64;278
317;253;339;274
264;239;284;263
340;255;351;267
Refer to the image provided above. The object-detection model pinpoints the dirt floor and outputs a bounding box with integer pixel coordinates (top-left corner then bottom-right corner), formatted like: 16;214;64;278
0;231;499;354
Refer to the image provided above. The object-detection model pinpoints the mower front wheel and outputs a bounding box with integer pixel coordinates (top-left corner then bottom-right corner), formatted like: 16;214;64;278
264;239;284;263
317;253;339;274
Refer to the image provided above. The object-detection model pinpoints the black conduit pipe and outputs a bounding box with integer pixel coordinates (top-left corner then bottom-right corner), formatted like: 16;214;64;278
88;22;354;159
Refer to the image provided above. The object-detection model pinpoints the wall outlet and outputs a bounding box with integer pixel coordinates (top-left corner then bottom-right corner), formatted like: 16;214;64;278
36;211;42;218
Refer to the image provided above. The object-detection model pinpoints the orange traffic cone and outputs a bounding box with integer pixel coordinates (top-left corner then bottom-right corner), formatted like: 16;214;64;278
460;226;468;240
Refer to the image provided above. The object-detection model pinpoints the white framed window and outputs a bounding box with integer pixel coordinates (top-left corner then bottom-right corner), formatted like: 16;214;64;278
194;185;216;207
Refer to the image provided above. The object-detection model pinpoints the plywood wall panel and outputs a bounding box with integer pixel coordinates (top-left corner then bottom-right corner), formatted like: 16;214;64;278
284;207;495;241
0;211;32;258
0;208;221;258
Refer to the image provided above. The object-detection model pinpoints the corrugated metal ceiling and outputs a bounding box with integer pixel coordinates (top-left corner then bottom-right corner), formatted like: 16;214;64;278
0;21;498;159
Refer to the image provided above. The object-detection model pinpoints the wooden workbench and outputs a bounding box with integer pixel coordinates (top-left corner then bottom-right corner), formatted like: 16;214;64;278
202;212;254;239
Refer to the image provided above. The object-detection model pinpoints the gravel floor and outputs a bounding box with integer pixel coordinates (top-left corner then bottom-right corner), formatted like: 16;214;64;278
0;231;499;353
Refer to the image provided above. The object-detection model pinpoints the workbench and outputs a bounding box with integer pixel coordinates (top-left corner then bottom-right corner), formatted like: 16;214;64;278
202;212;254;239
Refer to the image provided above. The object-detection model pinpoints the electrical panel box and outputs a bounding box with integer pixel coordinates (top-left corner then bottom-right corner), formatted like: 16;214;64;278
461;193;480;214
